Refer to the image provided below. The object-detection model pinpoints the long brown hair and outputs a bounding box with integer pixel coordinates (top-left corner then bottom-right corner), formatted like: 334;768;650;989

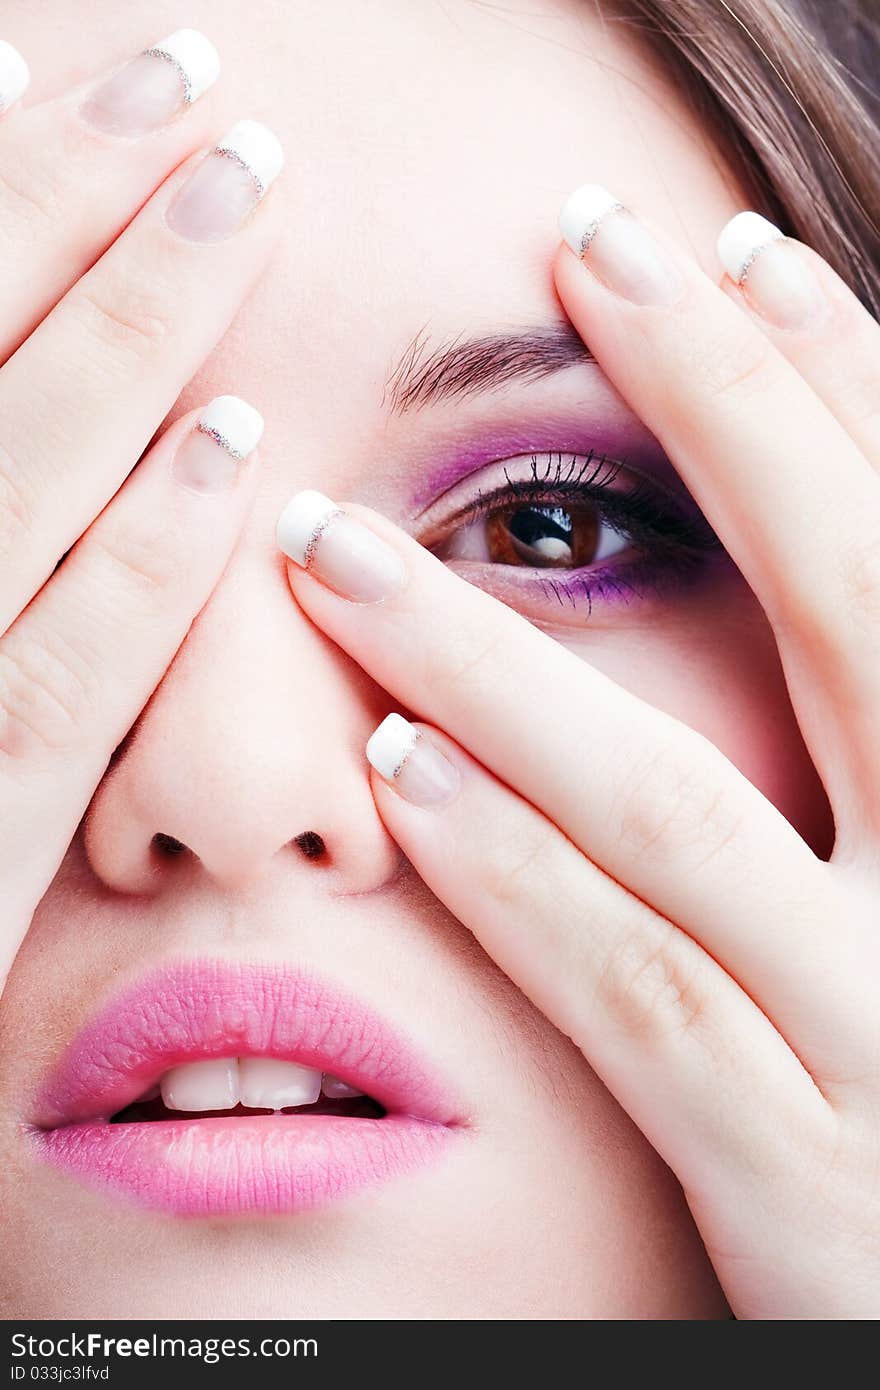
612;0;880;315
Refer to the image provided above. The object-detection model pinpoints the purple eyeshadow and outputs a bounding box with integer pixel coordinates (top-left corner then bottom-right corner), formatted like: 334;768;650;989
410;423;650;511
411;433;727;619
533;549;727;618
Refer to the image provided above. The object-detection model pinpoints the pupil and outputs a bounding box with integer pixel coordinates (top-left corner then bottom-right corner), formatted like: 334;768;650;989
485;504;600;568
509;506;572;548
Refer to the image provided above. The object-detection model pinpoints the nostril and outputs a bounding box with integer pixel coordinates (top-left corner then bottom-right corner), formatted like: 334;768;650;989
152;832;188;858
149;831;329;869
293;830;327;861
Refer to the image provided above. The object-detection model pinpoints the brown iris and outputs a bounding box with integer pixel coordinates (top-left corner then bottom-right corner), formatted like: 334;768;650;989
485;503;601;568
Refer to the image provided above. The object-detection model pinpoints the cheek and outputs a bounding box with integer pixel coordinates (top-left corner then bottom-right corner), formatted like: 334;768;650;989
559;565;834;856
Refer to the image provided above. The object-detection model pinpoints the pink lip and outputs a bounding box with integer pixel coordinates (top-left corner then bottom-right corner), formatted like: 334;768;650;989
31;959;461;1217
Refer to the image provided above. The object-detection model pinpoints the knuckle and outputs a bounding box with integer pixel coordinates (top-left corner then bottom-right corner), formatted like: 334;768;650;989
596;914;711;1047
90;514;184;603
0;113;96;236
691;329;778;406
835;532;880;633
822;310;880;451
0;154;62;232
481;815;561;909
69;280;171;363
611;737;743;871
775;526;880;660
421;621;509;700
0;627;98;760
836;374;880;447
0;441;36;554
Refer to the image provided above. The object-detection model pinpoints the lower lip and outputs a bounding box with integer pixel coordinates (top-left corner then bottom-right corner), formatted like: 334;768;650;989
37;1113;449;1217
33;960;460;1217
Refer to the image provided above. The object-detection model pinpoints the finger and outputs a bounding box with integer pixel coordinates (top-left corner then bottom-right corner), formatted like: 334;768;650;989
0;28;220;358
553;186;880;836
0;40;30;118
0;118;283;636
716;212;880;466
0;397;263;983
277;492;843;1059
363;715;834;1217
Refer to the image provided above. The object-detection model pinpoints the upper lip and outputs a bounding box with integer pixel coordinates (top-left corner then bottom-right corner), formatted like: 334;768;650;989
33;958;461;1130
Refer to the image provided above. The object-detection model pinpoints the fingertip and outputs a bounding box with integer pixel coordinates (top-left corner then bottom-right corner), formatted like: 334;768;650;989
0;39;30;114
716;210;784;287
169;397;264;495
365;716;462;810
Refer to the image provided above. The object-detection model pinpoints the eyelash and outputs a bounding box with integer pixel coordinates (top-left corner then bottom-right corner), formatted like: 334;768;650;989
435;449;723;615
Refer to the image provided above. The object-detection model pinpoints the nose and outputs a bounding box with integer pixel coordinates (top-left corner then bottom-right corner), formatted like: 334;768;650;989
83;533;404;896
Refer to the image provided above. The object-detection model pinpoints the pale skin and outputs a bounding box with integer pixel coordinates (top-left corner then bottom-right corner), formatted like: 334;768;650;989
0;0;874;1319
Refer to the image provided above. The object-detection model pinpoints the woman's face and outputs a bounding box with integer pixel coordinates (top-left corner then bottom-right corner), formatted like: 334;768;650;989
0;0;830;1318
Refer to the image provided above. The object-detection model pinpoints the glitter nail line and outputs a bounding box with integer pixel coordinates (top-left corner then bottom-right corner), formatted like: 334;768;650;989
392;726;422;779
195;421;246;460
737;233;786;285
303;507;346;570
579;201;625;258
213;145;266;198
142;46;193;104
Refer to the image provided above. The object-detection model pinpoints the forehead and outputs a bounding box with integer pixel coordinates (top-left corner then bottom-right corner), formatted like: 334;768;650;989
20;0;744;451
249;0;741;332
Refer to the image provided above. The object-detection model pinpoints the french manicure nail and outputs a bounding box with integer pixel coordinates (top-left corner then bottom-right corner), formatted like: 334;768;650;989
366;714;461;808
172;395;263;493
0;40;30;113
165;119;284;243
717;210;823;329
80;29;220;138
276;489;406;603
559;183;684;306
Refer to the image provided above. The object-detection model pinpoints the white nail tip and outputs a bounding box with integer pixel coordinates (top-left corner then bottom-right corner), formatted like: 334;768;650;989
215;119;284;196
366;713;419;781
0;40;30;112
198;395;264;458
276;489;341;566
717;210;784;283
148;29;221;104
559;183;623;257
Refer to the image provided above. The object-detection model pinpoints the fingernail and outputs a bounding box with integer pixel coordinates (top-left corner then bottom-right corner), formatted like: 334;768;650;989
559;183;684;306
165;119;284;243
80;30;220;137
717;211;823;329
366;714;461;808
172;395;263;493
276;489;406;604
0;40;30;113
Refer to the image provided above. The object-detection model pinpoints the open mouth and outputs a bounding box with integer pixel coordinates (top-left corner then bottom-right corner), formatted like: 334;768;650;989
32;960;460;1217
109;1058;386;1123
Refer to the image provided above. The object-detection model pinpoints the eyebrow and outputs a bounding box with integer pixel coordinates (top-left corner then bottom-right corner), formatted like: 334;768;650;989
383;322;596;414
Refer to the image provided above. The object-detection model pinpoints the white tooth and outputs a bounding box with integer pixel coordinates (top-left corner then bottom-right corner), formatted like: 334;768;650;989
160;1058;239;1112
322;1074;364;1100
239;1058;322;1110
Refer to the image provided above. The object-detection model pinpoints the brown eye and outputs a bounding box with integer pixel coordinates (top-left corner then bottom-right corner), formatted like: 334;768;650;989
485;503;626;569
